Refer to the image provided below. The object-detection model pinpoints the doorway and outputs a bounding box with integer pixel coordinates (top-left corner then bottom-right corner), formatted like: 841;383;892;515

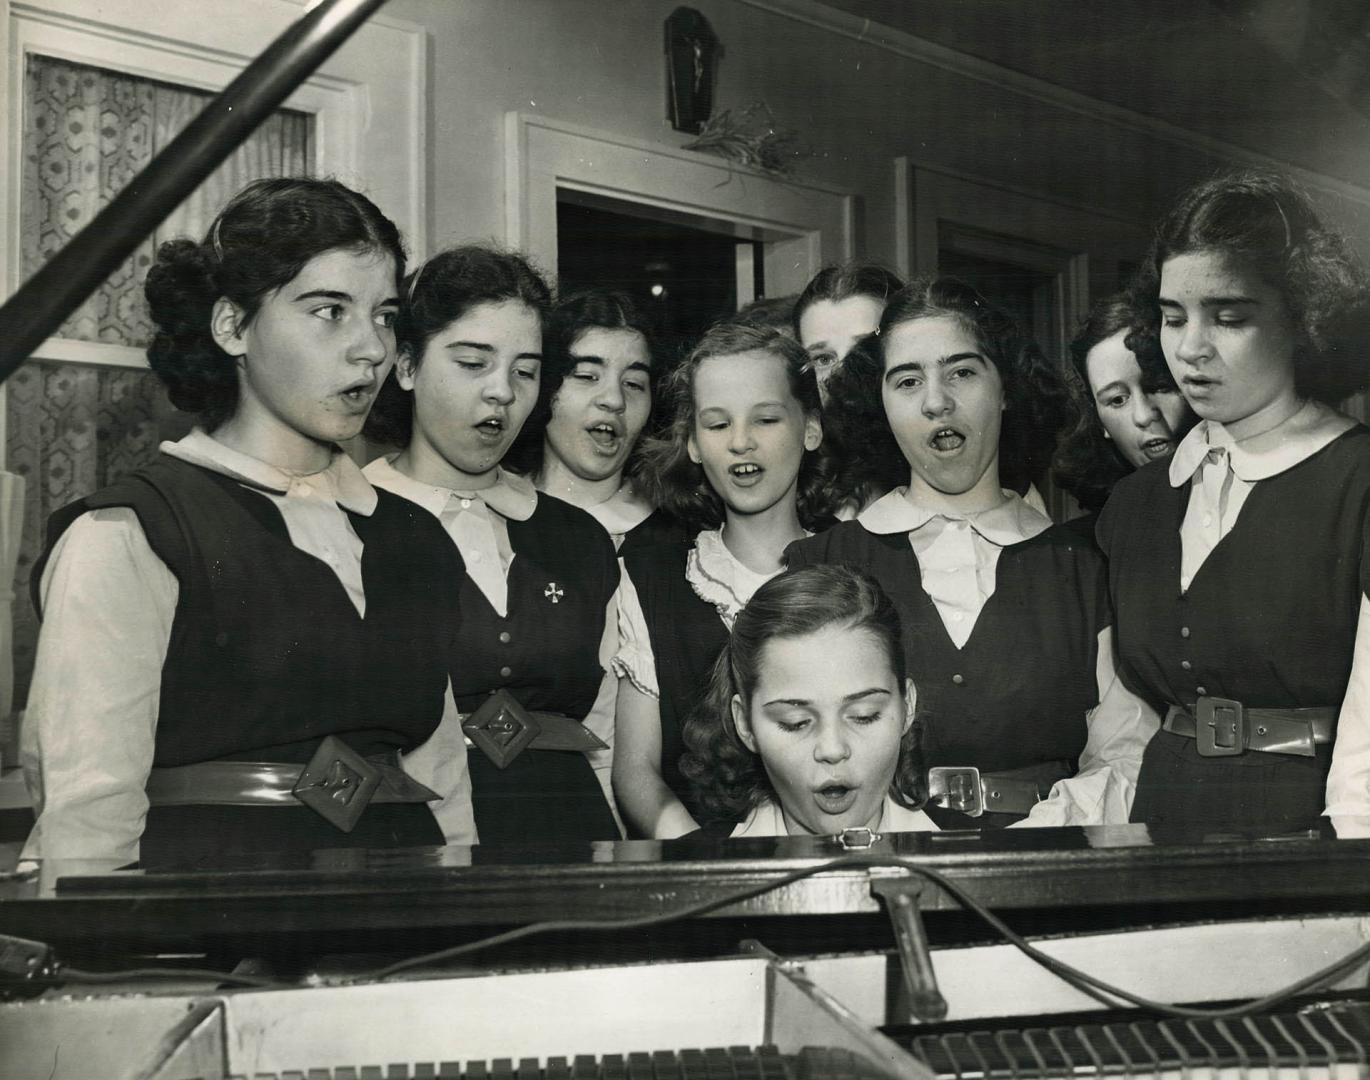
556;196;763;360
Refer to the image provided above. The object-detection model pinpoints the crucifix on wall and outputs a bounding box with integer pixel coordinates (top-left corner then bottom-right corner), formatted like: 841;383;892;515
665;7;720;135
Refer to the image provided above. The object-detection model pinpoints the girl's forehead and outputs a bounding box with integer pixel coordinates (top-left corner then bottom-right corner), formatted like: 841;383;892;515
692;349;792;405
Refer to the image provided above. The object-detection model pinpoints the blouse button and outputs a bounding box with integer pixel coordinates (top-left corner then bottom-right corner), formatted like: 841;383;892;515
499;631;512;644
460;498;472;509
1196;685;1208;696
1180;626;1191;638
952;674;964;685
469;551;482;563
1181;660;1192;671
499;665;513;679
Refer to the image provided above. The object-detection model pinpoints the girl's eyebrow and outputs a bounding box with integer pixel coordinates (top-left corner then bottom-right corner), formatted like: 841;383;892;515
1159;295;1261;308
762;687;890;708
293;289;351;302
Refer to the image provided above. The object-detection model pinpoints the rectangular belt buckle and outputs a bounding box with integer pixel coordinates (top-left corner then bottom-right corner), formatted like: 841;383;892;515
1195;696;1246;757
461;689;541;770
292;735;381;833
927;766;983;817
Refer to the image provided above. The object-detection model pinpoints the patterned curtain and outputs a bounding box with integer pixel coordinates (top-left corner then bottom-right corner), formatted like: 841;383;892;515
8;55;313;708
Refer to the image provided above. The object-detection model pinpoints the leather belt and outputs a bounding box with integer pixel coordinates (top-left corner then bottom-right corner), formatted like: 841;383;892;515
925;762;1068;817
1164;697;1336;758
144;736;439;833
460;689;607;769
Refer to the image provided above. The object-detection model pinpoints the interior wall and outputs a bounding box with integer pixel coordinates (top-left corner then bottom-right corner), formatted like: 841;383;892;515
384;0;1370;274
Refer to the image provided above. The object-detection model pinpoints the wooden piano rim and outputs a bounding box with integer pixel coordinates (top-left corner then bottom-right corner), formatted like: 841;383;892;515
2;828;1367;940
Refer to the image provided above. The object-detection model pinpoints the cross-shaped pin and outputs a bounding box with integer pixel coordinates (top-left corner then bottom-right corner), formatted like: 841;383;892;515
544;582;564;604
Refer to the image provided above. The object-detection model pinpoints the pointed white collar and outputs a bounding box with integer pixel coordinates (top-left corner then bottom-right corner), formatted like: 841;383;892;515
161;429;377;515
1168;400;1355;487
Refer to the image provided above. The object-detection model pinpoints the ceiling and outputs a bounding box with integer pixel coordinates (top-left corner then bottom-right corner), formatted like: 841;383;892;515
813;0;1370;188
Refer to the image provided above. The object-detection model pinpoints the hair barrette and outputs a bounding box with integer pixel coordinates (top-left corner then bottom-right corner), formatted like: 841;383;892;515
209;217;225;262
406;260;428;305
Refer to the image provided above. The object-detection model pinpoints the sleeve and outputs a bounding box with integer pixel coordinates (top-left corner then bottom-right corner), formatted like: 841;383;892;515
783;533;820;571
610;562;660;699
19;508;177;865
399;679;478;845
1325;594;1370;833
580;584;625;838
1015;626;1161;828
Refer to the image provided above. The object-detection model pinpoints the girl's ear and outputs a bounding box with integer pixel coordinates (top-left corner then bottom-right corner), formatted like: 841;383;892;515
901;677;917;735
395;349;419;391
730;694;758;753
803;413;823;452
211;298;249;358
686;429;702;465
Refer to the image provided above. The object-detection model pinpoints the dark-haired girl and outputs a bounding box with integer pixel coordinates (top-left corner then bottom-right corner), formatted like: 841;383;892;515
506;290;684;556
1099;170;1370;834
789;277;1158;828
613;323;837;838
794;261;903;401
364;247;621;845
682;565;935;837
1055;293;1196;529
20;178;475;867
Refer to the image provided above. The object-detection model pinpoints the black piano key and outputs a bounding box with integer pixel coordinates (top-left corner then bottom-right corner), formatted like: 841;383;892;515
1101;1022;1154;1073
728;1045;762;1080
387;1066;411;1080
1330;1003;1370;1053
713;1047;736;1079
1323;1008;1370;1063
755;1045;791;1080
681;1047;709;1080
360;1068;385;1080
280;1072;306;1080
600;1053;627;1080
571;1054;598;1079
437;1067;462;1080
653;1048;681;1080
464;1062;489;1080
515;1058;541;1080
625;1051;654;1080
336;1069;359;1080
1045;1028;1093;1074
308;1070;333;1080
966;1030;1013;1078
488;1059;514;1080
546;1056;571;1080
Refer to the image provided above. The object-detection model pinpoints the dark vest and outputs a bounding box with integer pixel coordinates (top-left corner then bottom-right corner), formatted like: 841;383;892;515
623;539;730;814
1099;427;1370;829
787;522;1108;774
36;456;462;767
618;507;690;561
448;493;617;719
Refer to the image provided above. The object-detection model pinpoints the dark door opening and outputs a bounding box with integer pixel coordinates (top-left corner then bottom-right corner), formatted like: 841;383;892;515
556;197;762;360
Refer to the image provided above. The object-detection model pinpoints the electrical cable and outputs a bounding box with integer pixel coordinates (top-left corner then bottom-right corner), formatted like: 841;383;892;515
23;852;1370;1016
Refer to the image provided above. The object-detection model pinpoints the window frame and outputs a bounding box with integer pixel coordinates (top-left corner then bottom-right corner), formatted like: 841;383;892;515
2;0;426;373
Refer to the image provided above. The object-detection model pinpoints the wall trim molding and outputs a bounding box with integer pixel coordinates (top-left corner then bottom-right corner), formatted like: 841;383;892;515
737;0;1370;209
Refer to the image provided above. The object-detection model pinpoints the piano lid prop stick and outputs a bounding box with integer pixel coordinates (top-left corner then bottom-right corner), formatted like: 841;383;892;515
875;882;949;1023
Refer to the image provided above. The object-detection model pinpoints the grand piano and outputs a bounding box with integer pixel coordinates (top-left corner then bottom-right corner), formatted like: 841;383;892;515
3;3;1369;1077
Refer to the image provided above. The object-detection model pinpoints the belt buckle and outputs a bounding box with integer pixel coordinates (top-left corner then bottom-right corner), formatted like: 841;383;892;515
461;689;541;769
1195;696;1245;757
927;766;983;817
292;735;381;833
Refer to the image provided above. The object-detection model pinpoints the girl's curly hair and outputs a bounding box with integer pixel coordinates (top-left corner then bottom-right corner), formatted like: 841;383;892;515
504;289;660;478
821;275;1073;501
144;177;406;431
635;321;842;532
1053;292;1186;512
363;245;552;449
1134;168;1370;402
680;564;926;826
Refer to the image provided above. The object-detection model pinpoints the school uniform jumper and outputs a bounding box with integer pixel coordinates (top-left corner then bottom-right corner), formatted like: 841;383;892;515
1100;406;1370;831
368;459;621;846
23;436;465;867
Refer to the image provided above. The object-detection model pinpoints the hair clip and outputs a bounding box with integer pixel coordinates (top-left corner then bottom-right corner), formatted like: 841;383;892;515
209;217;225;262
406;260;427;305
1273;198;1293;250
